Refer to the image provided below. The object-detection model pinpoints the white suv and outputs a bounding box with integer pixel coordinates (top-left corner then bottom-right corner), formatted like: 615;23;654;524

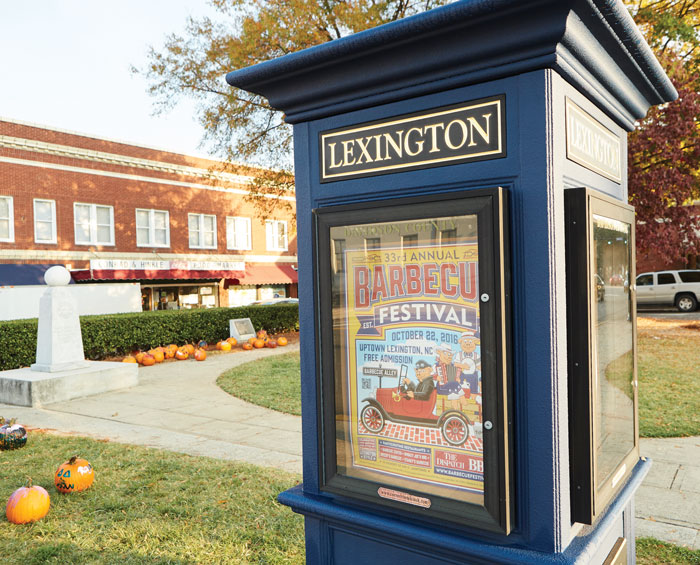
636;270;700;312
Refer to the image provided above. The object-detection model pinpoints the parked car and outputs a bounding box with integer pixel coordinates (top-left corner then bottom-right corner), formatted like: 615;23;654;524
635;270;700;312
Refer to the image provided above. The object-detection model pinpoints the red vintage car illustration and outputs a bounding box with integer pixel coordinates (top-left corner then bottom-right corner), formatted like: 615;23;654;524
360;387;472;446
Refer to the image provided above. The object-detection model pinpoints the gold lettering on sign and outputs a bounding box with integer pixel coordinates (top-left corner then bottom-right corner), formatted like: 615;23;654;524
320;96;505;181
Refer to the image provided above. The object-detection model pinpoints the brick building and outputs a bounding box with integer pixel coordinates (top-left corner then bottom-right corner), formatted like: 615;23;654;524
0;118;297;311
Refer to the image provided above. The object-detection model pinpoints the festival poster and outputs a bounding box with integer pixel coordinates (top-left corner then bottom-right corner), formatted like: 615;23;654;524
344;242;485;499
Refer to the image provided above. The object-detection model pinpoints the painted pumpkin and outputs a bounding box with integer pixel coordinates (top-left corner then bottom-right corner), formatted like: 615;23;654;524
141;354;156;366
0;419;27;450
256;329;268;340
253;339;265;349
277;337;288;346
175;349;189;360
242;342;253;351
184;344;195;355
220;341;232;352
164;347;175;359
266;340;277;348
6;479;50;524
55;456;95;493
197;340;208;349
194;348;207;361
122;355;137;363
226;337;237;346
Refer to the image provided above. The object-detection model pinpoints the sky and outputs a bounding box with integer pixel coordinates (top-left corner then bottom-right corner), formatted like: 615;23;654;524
0;0;225;158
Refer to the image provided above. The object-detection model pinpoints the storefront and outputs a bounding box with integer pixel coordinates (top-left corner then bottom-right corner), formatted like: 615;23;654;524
72;259;298;310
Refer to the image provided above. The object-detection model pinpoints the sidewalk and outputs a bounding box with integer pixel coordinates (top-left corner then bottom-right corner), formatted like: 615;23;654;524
0;346;302;474
0;346;697;549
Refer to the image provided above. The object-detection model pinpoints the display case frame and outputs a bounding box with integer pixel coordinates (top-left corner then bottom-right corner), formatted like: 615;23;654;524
313;187;513;534
565;187;639;525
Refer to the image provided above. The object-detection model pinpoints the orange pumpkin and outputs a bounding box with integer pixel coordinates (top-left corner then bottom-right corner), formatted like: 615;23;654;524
149;349;165;363
266;340;277;348
220;341;232;352
122;355;137;363
253;339;265;349
167;344;178;352
257;329;268;340
226;337;238;346
248;337;257;344
194;348;207;361
141;354;156;366
134;352;146;364
55;456;94;494
6;479;50;524
277;337;288;346
175;349;189;360
164;347;175;359
184;344;195;355
242;342;253;351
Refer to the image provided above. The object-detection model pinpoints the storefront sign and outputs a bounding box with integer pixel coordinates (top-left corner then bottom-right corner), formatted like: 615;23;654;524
90;259;245;272
566;99;622;183
320;96;505;182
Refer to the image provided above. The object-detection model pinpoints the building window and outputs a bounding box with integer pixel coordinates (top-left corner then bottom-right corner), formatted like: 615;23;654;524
226;216;252;250
0;196;14;242
74;203;114;246
136;209;170;248
402;234;418;248
189;213;217;249
440;228;457;245
266;220;288;251
34;199;57;244
365;237;381;252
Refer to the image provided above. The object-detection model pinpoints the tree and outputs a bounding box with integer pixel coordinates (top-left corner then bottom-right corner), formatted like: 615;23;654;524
138;0;448;220
627;56;700;263
625;1;700;264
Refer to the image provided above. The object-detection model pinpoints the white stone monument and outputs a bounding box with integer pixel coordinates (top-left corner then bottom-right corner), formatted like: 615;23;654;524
31;266;91;372
0;266;139;406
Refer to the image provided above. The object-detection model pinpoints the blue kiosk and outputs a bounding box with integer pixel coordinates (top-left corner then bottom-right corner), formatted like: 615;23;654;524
227;1;676;563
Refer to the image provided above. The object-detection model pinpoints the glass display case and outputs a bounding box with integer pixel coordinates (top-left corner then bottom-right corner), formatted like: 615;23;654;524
313;187;513;533
565;187;638;525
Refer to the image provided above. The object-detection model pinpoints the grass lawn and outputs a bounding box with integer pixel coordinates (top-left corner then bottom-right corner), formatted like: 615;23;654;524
0;432;304;564
636;537;700;564
217;322;700;438
637;318;700;438
217;351;302;416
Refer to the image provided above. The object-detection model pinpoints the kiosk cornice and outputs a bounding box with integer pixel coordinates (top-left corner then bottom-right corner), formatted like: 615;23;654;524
226;0;676;128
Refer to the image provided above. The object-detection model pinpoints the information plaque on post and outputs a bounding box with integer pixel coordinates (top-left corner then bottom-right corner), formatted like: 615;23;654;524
565;187;639;525
314;187;513;533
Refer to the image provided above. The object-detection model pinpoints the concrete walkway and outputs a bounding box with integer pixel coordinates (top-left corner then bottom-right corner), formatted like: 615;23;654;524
0;346;302;474
0;346;697;550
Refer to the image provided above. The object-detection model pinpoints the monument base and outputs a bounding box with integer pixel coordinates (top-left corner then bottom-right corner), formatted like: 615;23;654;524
30;360;91;373
0;361;139;407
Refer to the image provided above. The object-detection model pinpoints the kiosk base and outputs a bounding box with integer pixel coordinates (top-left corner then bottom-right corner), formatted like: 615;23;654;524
279;459;649;564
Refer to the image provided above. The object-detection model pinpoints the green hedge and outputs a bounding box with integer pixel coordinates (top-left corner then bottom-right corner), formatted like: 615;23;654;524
0;304;298;371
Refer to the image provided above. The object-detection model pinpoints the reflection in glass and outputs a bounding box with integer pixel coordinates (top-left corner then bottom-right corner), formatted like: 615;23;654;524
592;215;634;486
329;215;485;505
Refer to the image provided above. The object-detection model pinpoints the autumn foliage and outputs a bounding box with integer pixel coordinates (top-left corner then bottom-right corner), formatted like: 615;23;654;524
628;56;700;262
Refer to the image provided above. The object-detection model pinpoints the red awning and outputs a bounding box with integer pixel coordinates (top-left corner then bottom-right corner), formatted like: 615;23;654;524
70;264;298;284
233;265;298;285
71;269;245;281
